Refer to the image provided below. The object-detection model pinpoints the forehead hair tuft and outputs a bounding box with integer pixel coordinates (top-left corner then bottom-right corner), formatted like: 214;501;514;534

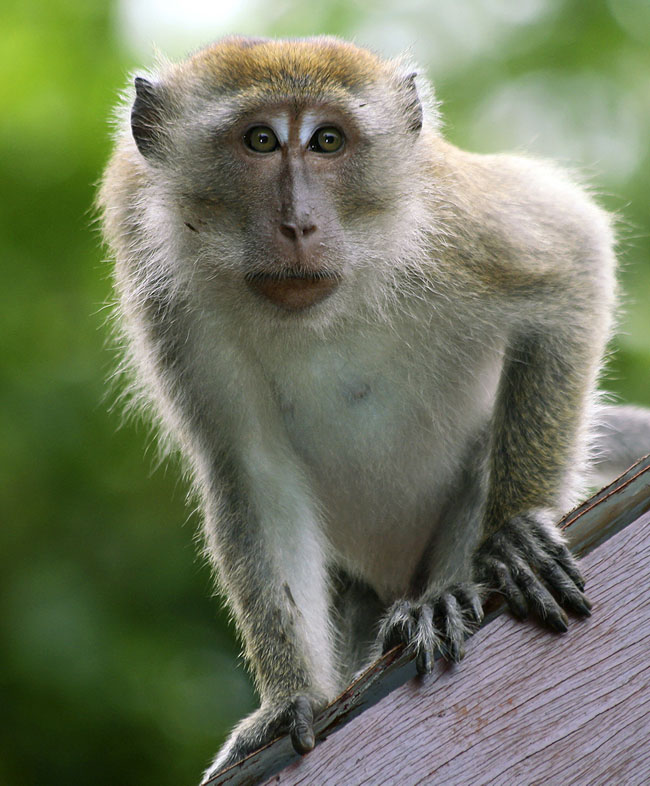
181;35;388;98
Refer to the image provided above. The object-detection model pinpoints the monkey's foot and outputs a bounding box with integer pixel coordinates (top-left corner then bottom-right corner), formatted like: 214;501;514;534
202;693;321;781
379;584;484;674
473;513;592;632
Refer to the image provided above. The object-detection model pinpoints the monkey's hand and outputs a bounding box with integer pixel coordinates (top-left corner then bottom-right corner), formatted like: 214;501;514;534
379;584;484;674
473;513;592;632
202;693;322;781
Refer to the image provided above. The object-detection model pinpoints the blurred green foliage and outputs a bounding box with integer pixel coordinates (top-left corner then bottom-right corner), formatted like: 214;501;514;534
1;1;648;784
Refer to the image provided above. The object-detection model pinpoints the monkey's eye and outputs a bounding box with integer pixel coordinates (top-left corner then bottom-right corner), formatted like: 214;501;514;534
308;127;344;154
244;126;279;153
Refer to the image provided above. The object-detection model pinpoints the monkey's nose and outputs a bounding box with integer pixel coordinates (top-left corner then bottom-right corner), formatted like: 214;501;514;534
279;222;318;241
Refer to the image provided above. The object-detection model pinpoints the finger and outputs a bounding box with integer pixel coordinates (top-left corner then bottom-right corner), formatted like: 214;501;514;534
483;557;528;619
537;559;592;616
290;696;315;755
513;561;569;632
437;594;466;663
414;604;435;674
456;584;484;626
416;647;433;674
382;601;416;653
548;542;586;591
529;521;587;591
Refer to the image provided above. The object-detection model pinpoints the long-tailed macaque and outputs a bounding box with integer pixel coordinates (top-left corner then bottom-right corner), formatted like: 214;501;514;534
98;36;650;779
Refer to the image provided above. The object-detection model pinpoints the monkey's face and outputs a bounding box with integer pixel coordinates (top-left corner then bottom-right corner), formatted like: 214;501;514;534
202;100;359;312
129;37;431;318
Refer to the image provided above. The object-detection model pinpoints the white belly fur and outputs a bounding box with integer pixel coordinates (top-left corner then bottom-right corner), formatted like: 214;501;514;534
255;319;505;599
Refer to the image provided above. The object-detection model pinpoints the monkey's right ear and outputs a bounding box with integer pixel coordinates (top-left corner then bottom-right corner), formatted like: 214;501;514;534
131;77;168;160
402;72;423;135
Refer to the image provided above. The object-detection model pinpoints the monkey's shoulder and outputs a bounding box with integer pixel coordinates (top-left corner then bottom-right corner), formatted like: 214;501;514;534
427;141;616;295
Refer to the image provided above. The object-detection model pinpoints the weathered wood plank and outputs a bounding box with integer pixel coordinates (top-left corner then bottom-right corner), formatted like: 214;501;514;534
204;455;650;786
259;510;650;786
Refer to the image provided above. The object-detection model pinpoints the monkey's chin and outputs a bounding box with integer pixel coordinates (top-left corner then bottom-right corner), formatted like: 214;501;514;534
246;274;340;312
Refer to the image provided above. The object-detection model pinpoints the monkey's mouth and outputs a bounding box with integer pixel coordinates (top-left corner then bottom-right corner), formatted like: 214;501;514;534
245;271;340;311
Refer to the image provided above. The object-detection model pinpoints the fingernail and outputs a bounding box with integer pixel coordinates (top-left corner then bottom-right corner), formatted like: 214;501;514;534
417;650;432;674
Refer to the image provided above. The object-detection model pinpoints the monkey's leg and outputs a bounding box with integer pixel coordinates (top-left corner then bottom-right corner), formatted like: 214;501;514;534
201;475;338;776
332;570;385;685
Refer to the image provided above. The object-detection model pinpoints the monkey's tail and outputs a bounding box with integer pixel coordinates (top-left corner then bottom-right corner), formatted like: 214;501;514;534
589;403;650;488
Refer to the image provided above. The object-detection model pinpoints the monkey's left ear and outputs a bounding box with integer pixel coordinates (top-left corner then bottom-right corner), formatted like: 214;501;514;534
131;77;169;160
402;72;423;135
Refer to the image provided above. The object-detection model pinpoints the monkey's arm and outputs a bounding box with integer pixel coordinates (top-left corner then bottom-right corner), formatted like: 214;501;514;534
471;155;617;628
382;151;616;670
184;389;338;773
473;330;599;627
201;454;334;773
382;322;605;672
118;299;338;772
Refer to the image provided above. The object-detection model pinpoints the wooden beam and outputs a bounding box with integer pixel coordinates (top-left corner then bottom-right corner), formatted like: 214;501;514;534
260;507;650;785
204;455;650;786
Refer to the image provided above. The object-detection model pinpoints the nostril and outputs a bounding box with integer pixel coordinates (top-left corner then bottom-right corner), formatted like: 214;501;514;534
279;222;318;241
280;223;298;240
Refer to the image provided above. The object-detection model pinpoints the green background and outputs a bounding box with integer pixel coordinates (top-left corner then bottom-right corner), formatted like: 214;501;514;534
2;1;649;784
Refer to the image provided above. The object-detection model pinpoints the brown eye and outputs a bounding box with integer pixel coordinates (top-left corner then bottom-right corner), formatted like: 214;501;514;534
244;126;279;153
309;126;344;154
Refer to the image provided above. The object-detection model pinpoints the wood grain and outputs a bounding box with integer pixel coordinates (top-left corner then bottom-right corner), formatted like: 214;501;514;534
258;511;650;786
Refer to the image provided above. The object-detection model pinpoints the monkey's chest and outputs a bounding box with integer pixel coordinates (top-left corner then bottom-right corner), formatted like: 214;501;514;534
272;334;497;470
277;369;434;479
268;339;501;594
